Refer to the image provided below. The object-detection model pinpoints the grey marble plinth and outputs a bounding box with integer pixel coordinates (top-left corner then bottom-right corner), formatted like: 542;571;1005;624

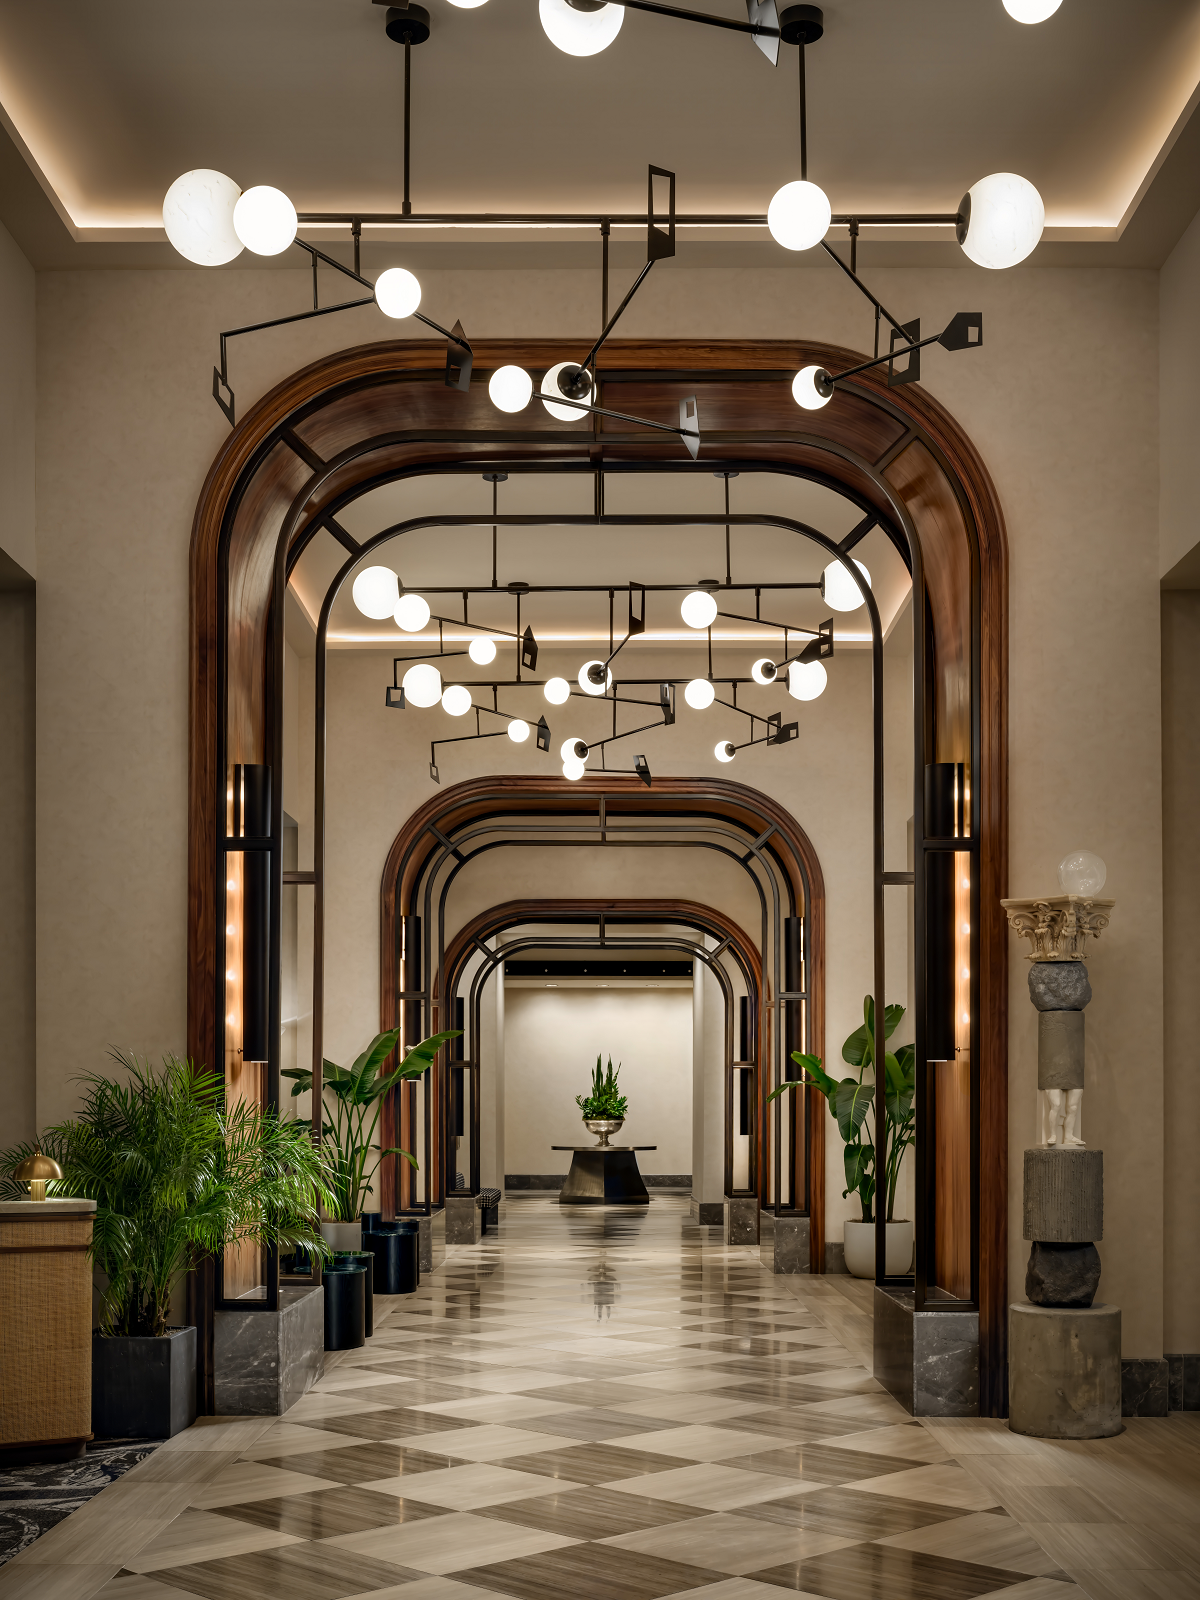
1029;961;1091;1011
759;1209;810;1274
1009;1302;1121;1438
445;1193;481;1244
690;1197;723;1226
214;1286;324;1415
1037;1010;1085;1090
1121;1358;1169;1417
415;1210;444;1274
723;1196;759;1245
1023;1148;1103;1242
874;1288;980;1417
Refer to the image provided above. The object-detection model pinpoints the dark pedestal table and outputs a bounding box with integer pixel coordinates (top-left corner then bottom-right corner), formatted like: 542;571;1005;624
552;1146;657;1205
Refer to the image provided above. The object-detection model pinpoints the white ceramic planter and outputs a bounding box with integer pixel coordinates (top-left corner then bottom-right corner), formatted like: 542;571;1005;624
843;1219;914;1278
321;1219;362;1253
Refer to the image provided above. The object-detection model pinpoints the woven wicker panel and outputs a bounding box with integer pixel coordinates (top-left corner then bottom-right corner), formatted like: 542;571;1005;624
0;1215;94;1445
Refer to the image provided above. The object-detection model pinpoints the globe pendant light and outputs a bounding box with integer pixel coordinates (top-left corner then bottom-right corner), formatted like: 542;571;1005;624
685;678;715;710
441;684;473;716
750;658;778;685
541;361;592;422
560;737;589;761
395;592;432;632
578;659;611;695
680;589;718;630
233;186;298;256
539;0;624;57
562;756;587;780
1003;0;1062;19
507;718;531;743
468;636;497;665
1057;849;1106;895
714;740;736;763
958;173;1045;269
489;365;533;413
402;663;443;707
788;659;828;701
791;364;834;410
352;565;400;619
822;558;870;612
767;179;832;252
543;677;571;705
375;267;423;318
163;170;243;265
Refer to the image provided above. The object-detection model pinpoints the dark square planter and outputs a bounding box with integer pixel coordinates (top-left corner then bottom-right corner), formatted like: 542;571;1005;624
92;1326;197;1439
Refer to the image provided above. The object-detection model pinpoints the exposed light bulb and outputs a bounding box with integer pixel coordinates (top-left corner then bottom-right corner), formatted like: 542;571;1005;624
958;173;1044;269
715;740;736;763
578;659;612;696
227;879;237;891
767;180;832;252
507;718;531;743
468;636;497;665
352;565;400;619
791;364;834;410
395;592;431;632
822;558;871;612
788;660;828;701
751;658;777;685
446;0;489;6
685;678;715;710
162;170;243;265
539;0;623;56
544;676;571;705
680;590;718;630
441;684;473;716
1002;0;1061;19
541;361;592;422
560;737;589;761
375;266;423;318
562;756;587;780
402;663;442;707
489;365;533;413
232;185;297;256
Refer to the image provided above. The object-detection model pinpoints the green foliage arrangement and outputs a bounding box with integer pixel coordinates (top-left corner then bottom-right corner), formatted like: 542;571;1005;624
0;1052;335;1339
576;1055;628;1119
769;996;916;1222
282;1028;459;1222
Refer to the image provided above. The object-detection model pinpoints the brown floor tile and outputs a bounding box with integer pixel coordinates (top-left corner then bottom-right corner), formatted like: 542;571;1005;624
306;1408;483;1443
740;1486;968;1538
213;1484;448;1537
712;1411;879;1444
255;1443;468;1483
516;1382;666;1408
453;1539;728;1600
723;1444;929;1487
474;1485;709;1540
527;1410;682;1441
502;1444;685;1485
748;1543;1027;1598
150;1541;418;1599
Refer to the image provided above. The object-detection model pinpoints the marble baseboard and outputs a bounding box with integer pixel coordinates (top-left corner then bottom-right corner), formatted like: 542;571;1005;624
689;1198;724;1226
214;1286;323;1416
1166;1353;1200;1411
759;1209;810;1274
825;1241;849;1274
723;1196;759;1246
415;1209;444;1273
1122;1357;1169;1417
874;1287;980;1418
506;1173;692;1190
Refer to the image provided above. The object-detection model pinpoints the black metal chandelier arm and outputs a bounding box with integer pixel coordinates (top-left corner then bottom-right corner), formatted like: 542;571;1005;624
715;606;820;631
819;239;915;348
295;209;961;228
531;390;693;441
598;0;777;36
829;328;946;385
575;259;656;379
585;713;671;752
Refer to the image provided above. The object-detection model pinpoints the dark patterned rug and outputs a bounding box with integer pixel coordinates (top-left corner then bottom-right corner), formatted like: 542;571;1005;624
0;1439;162;1565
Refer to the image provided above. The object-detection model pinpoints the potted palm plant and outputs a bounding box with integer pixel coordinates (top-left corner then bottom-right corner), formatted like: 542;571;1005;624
771;996;916;1278
0;1051;334;1439
576;1055;628;1147
283;1027;458;1249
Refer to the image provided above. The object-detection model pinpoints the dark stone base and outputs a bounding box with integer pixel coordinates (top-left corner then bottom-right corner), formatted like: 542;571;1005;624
559;1150;649;1205
825;1241;849;1274
1122;1358;1169;1417
506;1173;690;1190
689;1198;724;1226
1166;1354;1200;1411
759;1209;810;1274
92;1327;197;1440
874;1288;979;1418
1026;1241;1101;1307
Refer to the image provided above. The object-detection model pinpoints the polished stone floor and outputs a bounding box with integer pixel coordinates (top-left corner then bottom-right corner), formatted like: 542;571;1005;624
5;1196;1199;1600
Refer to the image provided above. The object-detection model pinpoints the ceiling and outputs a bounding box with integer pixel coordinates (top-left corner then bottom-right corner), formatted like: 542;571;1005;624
5;0;1200;269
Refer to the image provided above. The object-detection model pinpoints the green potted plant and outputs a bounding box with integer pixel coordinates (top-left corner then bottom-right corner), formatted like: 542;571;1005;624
0;1051;334;1439
283;1026;459;1250
771;996;916;1277
576;1055;628;1147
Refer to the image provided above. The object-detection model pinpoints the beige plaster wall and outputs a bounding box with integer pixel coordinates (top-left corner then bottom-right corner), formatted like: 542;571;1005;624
0;220;35;579
0;587;36;1147
1160;207;1200;580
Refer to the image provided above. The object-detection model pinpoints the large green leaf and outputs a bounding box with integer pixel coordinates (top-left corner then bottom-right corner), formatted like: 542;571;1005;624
842;996;905;1067
832;1078;873;1144
843;1142;873;1199
396;1029;461;1079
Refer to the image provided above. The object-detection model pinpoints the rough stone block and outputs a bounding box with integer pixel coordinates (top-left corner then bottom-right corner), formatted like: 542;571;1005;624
1009;1302;1121;1439
1025;1241;1101;1307
1023;1147;1103;1242
1037;1010;1085;1090
445;1194;481;1244
1028;960;1092;1011
723;1196;759;1246
759;1210;810;1274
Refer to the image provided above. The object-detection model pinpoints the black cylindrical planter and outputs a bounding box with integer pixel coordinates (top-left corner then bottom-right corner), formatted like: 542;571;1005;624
364;1221;419;1294
338;1252;374;1335
323;1259;367;1350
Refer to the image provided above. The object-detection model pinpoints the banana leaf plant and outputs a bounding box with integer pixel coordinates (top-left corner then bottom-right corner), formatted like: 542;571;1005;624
282;1028;459;1222
767;996;915;1222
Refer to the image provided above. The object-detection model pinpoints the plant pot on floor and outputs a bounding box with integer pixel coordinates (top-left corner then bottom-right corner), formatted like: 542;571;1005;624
92;1326;197;1439
321;1219;362;1253
843;1219;914;1279
363;1221;420;1294
337;1251;375;1336
323;1258;367;1350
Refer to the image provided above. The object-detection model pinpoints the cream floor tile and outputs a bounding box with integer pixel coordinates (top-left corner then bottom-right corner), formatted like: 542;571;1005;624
612;1394;765;1424
237;1422;373;1459
155;1418;276;1454
607;1464;802;1511
976;1583;1089;1600
13;1484;194;1568
362;1461;583;1509
0;1564;124;1599
410;1394;580;1423
657;1580;813;1600
818;1423;953;1462
1026;1522;1182;1573
398;1425;575;1461
847;1462;1002;1509
876;1509;1064;1575
324;1509;579;1574
1065;1574;1200;1600
614;1370;753;1395
922;1419;1041;1455
185;1459;343;1508
124;1507;300;1571
279;1392;390;1421
632;1426;787;1462
343;1580;520;1600
93;1578;197;1600
432;1368;581;1393
955;1453;1083;1492
791;1392;914;1424
314;1369;413;1390
603;1512;856;1572
117;1451;241;1488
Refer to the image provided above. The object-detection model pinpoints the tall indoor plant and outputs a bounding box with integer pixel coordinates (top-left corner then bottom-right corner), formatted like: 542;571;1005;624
771;996;916;1277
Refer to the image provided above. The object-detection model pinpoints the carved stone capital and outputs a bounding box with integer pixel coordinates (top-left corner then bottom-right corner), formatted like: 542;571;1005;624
1000;895;1116;962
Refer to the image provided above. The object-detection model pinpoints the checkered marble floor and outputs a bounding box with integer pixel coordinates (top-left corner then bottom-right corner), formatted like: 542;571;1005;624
12;1196;1198;1600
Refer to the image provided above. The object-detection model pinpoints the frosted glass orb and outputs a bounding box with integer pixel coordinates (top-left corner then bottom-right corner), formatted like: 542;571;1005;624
441;684;473;716
352;565;400;619
544;676;571;705
715;740;736;763
541;361;591;422
562;756;587;780
233;185;297;256
685;678;715;710
375;266;423;318
959;173;1045;269
468;636;497;665
578;659;612;696
823;558;870;612
539;0;623;56
507;718;531;742
751;657;777;685
792;364;834;410
489;365;533;413
560;737;588;761
788;660;828;701
1058;850;1107;896
447;0;488;7
680;590;718;629
395;592;431;632
402;663;442;707
767;180;832;252
162;170;243;265
1003;0;1061;19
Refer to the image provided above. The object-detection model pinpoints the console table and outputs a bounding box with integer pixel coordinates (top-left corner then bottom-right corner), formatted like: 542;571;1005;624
552;1146;657;1205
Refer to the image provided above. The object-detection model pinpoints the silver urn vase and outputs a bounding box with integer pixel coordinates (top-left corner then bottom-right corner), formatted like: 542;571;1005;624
583;1117;624;1147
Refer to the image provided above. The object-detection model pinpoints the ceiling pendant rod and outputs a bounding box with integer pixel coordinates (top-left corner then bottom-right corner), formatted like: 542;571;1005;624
798;29;807;182
403;37;412;217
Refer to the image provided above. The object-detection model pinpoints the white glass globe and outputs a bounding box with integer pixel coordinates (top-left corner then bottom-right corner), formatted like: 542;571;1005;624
375;266;423;318
685;678;716;710
751;658;777;685
468;636;497;665
489;365;533;413
541;361;592;422
539;0;623;56
767;180;832;252
960;173;1045;269
162;170;243;266
402;663;442;707
1058;850;1107;896
560;737;588;761
441;684;473;717
544;676;571;705
578;659;612;696
233;185;297;256
680;590;719;630
447;0;488;7
395;592;431;632
352;565;400;620
562;756;587;780
715;740;736;763
1003;0;1061;19
507;718;531;743
823;558;871;612
788;660;828;701
792;365;834;411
